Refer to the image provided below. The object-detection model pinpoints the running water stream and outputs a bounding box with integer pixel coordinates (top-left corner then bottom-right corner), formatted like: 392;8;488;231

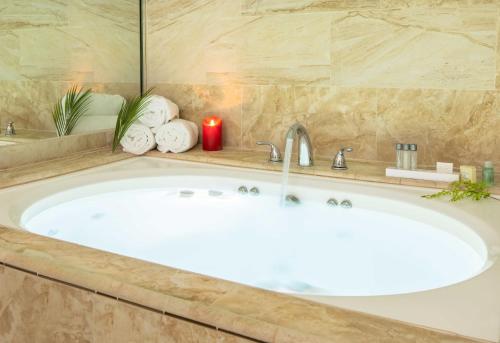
280;137;294;206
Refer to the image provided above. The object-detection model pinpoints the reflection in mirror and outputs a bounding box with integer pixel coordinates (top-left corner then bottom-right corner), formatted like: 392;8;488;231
0;1;141;148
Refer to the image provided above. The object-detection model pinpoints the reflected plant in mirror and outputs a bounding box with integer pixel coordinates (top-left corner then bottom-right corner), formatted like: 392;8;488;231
0;0;141;150
52;85;93;136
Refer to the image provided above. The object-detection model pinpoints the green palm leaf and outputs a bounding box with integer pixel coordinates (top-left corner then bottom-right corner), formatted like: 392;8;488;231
52;85;93;136
112;88;154;152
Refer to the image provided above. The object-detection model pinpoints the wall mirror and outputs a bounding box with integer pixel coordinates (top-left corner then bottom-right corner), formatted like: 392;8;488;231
0;1;141;150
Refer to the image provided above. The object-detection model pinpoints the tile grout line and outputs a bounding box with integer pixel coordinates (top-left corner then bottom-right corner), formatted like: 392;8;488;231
1;261;266;343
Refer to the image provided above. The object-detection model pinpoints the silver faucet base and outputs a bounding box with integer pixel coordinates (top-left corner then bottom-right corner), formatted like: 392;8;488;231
331;147;353;170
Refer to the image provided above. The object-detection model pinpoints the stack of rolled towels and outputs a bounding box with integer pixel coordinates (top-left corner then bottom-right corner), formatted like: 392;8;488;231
120;95;199;155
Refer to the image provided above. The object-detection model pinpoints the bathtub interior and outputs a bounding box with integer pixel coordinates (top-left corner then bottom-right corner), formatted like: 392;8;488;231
13;162;492;297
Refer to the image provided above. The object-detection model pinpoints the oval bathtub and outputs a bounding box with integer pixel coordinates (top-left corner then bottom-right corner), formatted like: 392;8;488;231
0;156;499;340
19;174;487;297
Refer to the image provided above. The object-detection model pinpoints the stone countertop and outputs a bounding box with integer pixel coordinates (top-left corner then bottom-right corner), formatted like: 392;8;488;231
0;146;493;342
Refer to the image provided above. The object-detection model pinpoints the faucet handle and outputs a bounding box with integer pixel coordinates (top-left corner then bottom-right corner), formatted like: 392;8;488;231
5;121;15;136
332;146;353;170
256;141;282;163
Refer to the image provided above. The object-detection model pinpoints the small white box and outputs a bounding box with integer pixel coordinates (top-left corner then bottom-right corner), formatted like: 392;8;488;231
386;167;459;182
436;162;454;174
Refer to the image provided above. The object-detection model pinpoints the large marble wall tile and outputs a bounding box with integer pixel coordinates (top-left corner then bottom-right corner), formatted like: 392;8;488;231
1;266;243;343
68;0;139;30
331;8;496;89
146;0;245;85
64;25;139;84
148;1;500;166
434;90;500;165
291;87;380;159
379;0;500;8
0;31;20;81
496;14;500;89
146;0;240;30
148;83;196;113
93;296;161;343
206;66;331;86
0;265;25;324
151;84;243;148
241;86;380;158
241;86;288;151
0;0;68;28
147;3;332;86
0;0;139;83
242;0;379;15
158;315;198;342
0;81;140;130
191;85;243;148
376;88;500;166
0;0;140;131
376;88;452;165
0;268;93;343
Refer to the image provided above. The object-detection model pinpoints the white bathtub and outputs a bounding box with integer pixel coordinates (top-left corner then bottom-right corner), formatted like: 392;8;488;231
0;157;499;341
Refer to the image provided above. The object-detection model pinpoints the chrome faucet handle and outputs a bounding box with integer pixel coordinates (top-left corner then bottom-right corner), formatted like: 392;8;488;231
256;141;282;163
332;146;353;170
5;122;15;136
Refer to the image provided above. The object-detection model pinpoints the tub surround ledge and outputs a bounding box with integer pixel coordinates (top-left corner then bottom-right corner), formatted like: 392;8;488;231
145;147;500;196
0;227;483;343
2;145;499;196
0;146;498;342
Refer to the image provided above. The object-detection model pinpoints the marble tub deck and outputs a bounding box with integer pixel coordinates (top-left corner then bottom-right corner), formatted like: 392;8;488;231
0;146;497;342
0;129;57;143
2;145;499;195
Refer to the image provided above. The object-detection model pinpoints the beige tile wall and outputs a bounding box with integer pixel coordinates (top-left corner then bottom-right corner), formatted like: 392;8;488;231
0;1;141;131
0;265;253;343
146;0;500;167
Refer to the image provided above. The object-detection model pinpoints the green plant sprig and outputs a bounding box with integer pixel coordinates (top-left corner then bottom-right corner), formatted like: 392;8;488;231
112;88;154;152
422;180;491;202
52;85;92;136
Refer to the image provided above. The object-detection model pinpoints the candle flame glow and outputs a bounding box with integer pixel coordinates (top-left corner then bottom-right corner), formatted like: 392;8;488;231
203;116;221;127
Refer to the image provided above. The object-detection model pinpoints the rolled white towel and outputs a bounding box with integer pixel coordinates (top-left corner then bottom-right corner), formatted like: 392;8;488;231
120;123;156;155
154;119;199;153
138;95;179;128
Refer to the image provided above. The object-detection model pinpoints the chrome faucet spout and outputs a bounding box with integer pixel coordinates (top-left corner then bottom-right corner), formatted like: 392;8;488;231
285;123;313;167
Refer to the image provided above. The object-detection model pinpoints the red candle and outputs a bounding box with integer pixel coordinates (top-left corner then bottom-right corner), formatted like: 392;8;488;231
202;116;222;151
